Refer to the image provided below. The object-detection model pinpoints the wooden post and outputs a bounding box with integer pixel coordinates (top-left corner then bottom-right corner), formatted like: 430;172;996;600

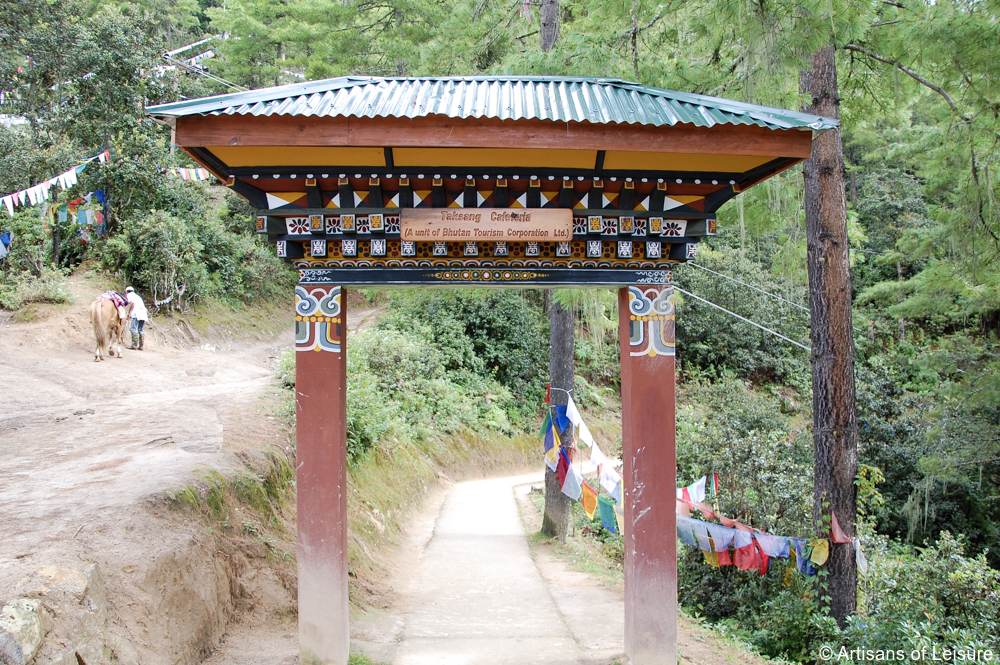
295;283;349;665
619;285;677;665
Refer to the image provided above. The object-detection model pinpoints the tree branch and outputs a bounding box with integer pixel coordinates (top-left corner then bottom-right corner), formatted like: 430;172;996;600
843;43;963;117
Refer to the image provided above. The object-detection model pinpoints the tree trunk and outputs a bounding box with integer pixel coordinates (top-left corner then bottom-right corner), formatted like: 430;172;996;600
801;43;858;627
540;0;559;52
540;298;574;540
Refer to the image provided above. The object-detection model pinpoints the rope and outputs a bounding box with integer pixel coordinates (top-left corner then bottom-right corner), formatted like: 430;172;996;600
687;263;809;313
673;286;812;352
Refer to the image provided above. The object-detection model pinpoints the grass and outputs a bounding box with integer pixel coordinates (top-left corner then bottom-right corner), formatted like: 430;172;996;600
170;450;297;565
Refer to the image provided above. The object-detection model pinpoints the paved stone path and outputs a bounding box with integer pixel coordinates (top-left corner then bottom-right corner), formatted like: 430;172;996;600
393;474;588;665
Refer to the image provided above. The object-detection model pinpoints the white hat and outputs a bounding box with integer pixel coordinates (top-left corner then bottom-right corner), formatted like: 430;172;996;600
125;286;134;293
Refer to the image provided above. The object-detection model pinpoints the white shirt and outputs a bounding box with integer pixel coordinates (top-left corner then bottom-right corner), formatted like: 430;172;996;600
127;291;149;321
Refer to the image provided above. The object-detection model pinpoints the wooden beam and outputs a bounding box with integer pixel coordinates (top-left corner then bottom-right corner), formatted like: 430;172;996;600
175;115;814;159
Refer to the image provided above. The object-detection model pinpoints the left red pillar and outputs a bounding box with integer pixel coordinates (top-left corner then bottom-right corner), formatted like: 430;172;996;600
295;283;349;665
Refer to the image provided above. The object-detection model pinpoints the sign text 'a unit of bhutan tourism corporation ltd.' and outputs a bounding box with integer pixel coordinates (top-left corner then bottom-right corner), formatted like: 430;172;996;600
400;209;573;241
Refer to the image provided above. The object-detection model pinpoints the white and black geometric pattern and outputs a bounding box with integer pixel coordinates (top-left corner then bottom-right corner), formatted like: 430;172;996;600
370;238;386;256
464;241;478;256
586;240;602;258
310;239;327;257
602;217;618;235
342;239;357;256
433;241;448;256
325;216;342;234
525;241;540;256
494;241;508;256
401;240;416;256
617;241;633;258
645;241;662;258
556;241;572;257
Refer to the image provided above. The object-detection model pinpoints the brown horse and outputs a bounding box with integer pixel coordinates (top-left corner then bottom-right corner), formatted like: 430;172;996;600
90;297;133;361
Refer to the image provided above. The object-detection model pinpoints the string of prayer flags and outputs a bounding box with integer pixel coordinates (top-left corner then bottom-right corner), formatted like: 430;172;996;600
581;482;598;520
0;150;108;217
175;167;213;181
598;496;617;535
677;476;707;503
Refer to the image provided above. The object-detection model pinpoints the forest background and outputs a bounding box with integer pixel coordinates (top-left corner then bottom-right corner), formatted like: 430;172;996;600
1;0;999;660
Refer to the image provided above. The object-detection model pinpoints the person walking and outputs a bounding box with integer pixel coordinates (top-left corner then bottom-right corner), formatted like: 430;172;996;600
124;286;149;350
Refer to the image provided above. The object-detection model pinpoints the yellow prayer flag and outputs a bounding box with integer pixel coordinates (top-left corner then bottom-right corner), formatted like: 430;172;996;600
614;502;625;535
581;482;598;520
809;538;830;566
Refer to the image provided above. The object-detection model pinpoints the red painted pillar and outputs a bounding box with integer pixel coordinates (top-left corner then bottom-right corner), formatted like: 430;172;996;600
295;283;349;665
619;285;677;665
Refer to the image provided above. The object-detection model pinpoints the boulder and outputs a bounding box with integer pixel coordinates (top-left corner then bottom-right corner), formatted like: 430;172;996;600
0;599;52;664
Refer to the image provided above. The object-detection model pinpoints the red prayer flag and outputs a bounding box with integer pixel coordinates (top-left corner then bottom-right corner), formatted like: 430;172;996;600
830;510;852;544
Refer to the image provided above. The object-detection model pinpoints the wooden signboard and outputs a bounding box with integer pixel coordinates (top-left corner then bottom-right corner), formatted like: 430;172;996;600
401;208;572;241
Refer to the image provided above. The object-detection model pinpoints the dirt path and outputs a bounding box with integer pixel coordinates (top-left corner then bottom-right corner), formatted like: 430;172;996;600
0;273;298;664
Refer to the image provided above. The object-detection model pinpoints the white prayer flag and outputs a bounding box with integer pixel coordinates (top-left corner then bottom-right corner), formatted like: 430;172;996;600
599;462;622;496
2;196;12;216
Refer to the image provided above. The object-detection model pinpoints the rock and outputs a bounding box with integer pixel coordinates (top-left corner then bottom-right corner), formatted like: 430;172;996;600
0;599;52;664
0;630;25;665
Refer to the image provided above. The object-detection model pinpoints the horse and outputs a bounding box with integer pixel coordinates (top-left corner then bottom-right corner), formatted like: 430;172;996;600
90;294;133;362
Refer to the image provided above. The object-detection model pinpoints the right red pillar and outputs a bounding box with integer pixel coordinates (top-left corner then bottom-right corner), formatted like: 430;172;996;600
618;285;677;665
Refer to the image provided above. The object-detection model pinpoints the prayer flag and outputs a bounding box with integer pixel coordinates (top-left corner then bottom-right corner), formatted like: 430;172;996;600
710;473;720;497
599;461;621;496
703;548;720;568
538;411;551;440
830;510;852;544
581;481;598;519
732;526;754;549
545;425;560;471
808;539;829;566
561;462;583;501
706;523;736;549
853;538;868;576
790;538;816;575
688;476;707;503
553;405;571;433
581;442;607;475
676;498;692;517
614;502;624;535
754;532;791;559
598;496;617;534
676;515;697;547
2;196;12;216
566;396;583;427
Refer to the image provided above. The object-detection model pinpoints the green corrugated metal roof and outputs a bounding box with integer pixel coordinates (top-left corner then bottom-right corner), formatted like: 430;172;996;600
147;76;837;133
